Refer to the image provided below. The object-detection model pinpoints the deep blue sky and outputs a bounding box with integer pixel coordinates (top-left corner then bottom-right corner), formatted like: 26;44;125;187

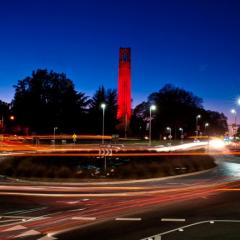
0;0;240;123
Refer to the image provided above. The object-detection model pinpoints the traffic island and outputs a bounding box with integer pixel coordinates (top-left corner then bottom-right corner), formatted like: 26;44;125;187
0;154;216;181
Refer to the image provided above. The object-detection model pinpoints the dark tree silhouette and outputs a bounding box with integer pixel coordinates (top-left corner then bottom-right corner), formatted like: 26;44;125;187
131;84;228;139
11;70;227;137
0;100;10;131
130;101;149;137
12;69;89;133
88;86;118;135
204;110;228;135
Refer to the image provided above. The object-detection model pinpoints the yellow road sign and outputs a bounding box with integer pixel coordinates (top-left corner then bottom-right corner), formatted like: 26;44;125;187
72;133;77;142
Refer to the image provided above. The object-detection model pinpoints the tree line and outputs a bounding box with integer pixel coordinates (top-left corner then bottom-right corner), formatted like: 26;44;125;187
0;69;228;138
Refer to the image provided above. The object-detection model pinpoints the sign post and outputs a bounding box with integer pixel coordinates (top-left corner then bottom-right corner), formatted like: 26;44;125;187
72;133;77;144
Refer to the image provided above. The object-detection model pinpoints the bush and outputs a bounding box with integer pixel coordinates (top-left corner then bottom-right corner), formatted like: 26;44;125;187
0;155;216;180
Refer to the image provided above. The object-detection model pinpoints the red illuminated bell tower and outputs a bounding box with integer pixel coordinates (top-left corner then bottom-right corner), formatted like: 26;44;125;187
117;48;132;137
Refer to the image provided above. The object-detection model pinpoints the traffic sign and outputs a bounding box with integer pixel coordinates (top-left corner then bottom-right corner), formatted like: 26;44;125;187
72;133;77;143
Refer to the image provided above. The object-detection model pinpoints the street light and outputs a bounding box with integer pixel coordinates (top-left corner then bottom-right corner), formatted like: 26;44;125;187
149;105;156;146
179;127;184;143
9;115;15;121
231;109;237;137
204;123;210;149
237;98;240;106
53;127;58;144
100;103;106;144
195;114;201;139
166;127;172;144
204;123;209;131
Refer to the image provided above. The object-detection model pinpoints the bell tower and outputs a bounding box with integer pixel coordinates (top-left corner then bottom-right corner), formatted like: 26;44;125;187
117;48;131;137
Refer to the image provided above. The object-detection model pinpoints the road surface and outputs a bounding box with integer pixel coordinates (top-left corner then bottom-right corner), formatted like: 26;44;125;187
0;154;239;239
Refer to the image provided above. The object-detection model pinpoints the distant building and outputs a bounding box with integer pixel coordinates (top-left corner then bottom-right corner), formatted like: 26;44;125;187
117;48;132;137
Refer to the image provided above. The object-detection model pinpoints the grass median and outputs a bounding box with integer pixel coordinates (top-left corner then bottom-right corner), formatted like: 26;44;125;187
0;154;216;181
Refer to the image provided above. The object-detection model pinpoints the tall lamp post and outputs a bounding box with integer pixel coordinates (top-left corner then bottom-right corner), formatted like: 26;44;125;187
149;105;156;146
231;109;237;137
101;103;106;144
179;127;184;144
53;127;58;145
195;114;201;140
204;122;210;151
166;127;172;145
204;123;209;136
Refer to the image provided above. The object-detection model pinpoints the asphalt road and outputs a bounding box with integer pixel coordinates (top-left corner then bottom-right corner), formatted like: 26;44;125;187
58;190;240;240
0;150;239;239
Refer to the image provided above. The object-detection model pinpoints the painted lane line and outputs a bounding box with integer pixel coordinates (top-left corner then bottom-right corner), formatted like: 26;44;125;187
1;215;32;219
161;218;186;222
0;219;22;224
4;207;47;216
56;200;80;204
71;217;96;221
141;219;240;240
115;217;142;221
27;216;51;222
68;208;87;212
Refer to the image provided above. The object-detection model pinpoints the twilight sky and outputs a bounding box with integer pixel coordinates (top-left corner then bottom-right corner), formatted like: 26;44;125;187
0;0;240;123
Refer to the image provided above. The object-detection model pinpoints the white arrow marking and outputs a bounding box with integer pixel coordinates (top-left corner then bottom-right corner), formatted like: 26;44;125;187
37;236;57;240
15;229;41;238
3;224;27;232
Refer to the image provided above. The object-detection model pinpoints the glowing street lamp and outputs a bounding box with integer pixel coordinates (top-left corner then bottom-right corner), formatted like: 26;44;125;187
166;127;172;140
149;105;156;146
179;127;183;134
9;115;15;121
53;127;58;144
237;98;240;106
231;108;237;136
204;122;209;137
179;127;184;143
101;103;106;144
195;114;201;139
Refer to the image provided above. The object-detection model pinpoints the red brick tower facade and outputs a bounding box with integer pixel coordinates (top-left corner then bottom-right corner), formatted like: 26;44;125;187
117;48;131;136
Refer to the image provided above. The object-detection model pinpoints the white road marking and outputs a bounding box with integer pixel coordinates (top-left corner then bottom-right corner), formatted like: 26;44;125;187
71;216;96;221
56;200;80;204
141;219;240;240
0;215;28;219
4;207;47;216
0;219;21;223
27;216;51;222
161;218;186;222
115;217;142;221
68;208;86;212
37;236;57;240
3;224;27;232
15;229;41;238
